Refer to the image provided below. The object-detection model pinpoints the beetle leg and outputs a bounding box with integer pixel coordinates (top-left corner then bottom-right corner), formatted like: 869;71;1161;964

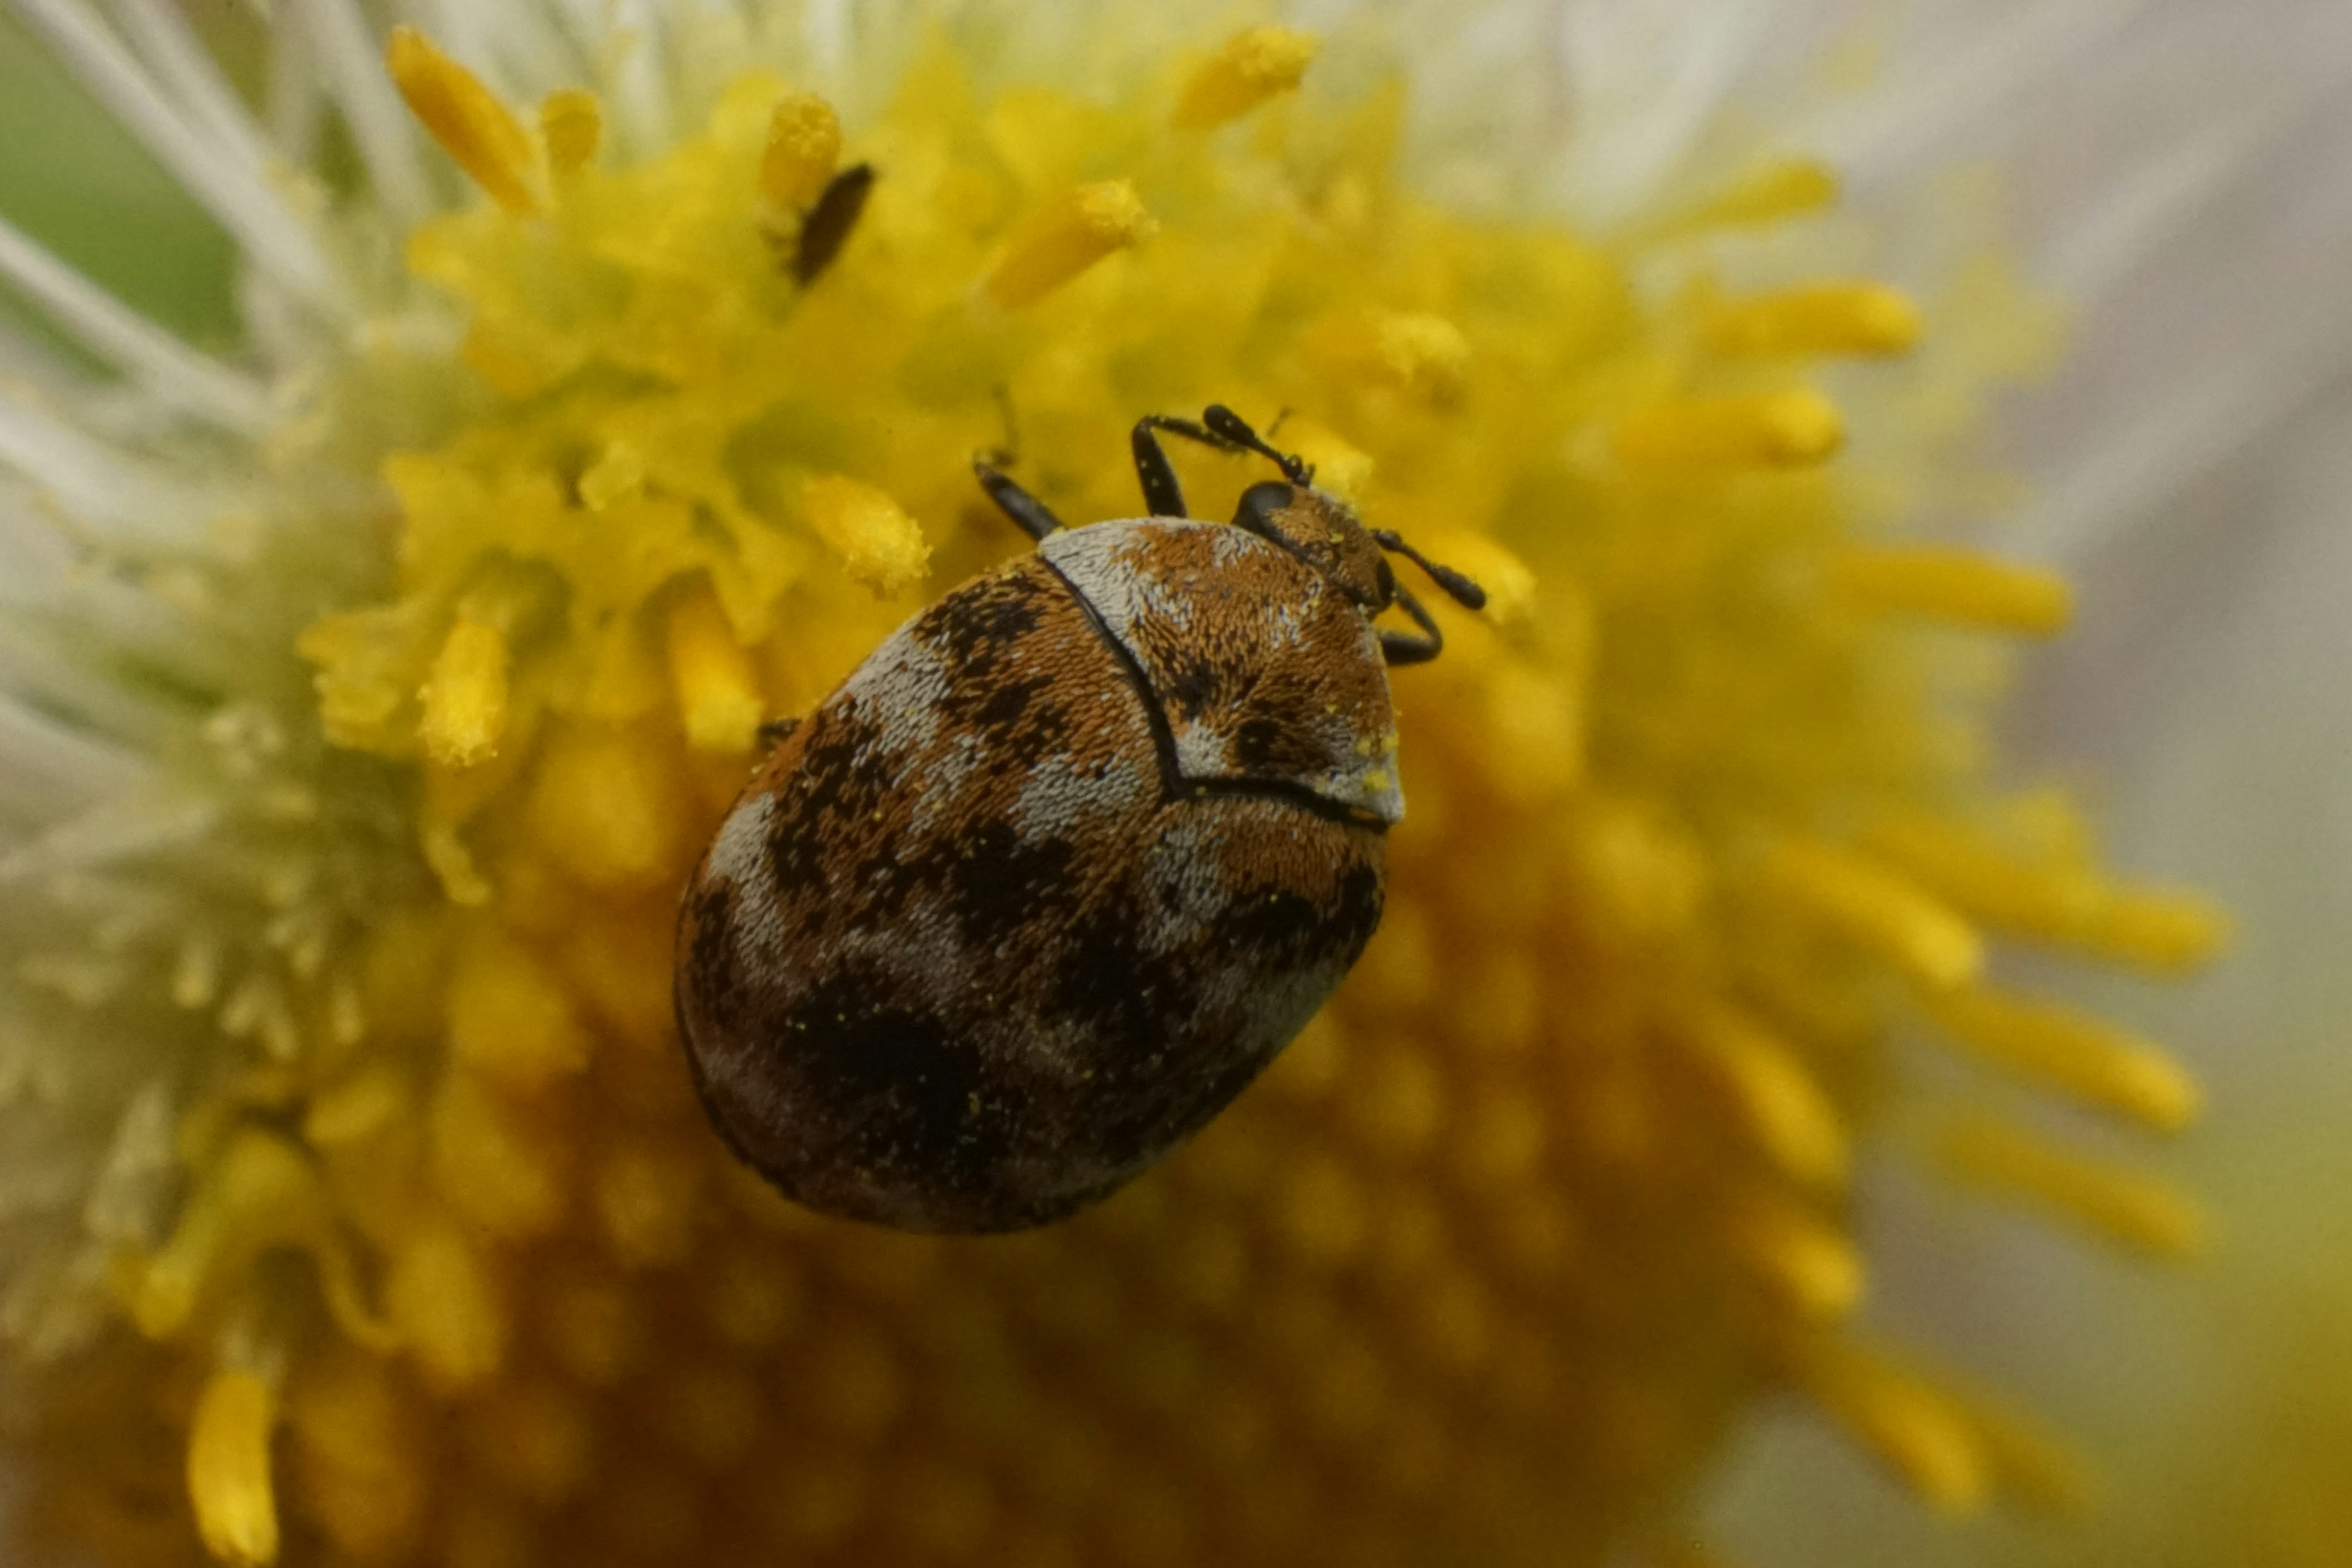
1378;582;1445;666
1131;416;1223;516
971;456;1066;541
758;715;803;748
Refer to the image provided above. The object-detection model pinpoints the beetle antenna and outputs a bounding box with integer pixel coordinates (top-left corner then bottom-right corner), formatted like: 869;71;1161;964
1371;528;1487;611
1202;404;1314;488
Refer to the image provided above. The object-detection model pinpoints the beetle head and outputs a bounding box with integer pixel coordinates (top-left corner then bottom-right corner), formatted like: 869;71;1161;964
1203;405;1490;628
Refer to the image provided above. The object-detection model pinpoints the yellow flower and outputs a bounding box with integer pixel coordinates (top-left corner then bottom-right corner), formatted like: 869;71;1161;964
0;4;2231;1567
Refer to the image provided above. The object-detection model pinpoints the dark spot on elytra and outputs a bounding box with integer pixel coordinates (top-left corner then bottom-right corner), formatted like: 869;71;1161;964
1159;650;1219;718
785;970;1017;1196
765;711;894;899
953;824;1077;942
930;569;1048;673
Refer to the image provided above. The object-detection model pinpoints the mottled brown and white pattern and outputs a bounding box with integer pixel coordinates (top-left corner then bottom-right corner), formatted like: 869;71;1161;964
677;527;1389;1232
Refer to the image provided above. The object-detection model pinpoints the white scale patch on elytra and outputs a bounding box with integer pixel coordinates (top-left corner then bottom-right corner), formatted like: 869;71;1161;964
1012;749;1149;843
839;622;954;758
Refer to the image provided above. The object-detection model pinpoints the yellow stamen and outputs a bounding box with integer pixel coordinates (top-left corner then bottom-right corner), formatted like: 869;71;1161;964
666;586;766;754
189;1369;279;1566
1933;1374;2095;1514
1793;1338;1988;1513
1730;1200;1864;1319
1174;26;1319;130
1860;809;2230;971
386;1222;507;1392
538;89;601;176
801;475;932;596
429;1070;567;1238
1705;282;1923;357
1675;1005;1848;1188
132;1131;385;1346
1632;157;1840;244
1614;389;1845;469
1827;546;2072;635
386;26;542;216
1936;1115;2206;1257
760;91;842;209
448;932;594;1090
1761;837;1983;990
986;181;1158;308
417;619;508;767
1923;984;2200;1131
522;723;685;890
286;1352;428;1560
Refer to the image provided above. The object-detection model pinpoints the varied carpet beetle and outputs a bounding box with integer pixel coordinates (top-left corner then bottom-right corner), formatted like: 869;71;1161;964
676;405;1487;1232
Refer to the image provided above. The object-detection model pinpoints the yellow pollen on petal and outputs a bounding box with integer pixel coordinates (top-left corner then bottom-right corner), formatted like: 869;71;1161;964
986;180;1158;308
667;586;766;753
1706;282;1923;357
386;26;543;216
802;475;932;596
538;89;602;176
1923;984;2201;1131
1174;26;1319;130
417;620;509;767
1935;1115;2206;1257
1827;546;2073;635
1277;415;1374;503
1614;388;1845;469
761;91;842;209
1761;836;1984;990
188;1369;280;1567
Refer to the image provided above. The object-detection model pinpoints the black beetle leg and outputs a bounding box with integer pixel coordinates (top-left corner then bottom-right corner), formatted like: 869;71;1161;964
971;455;1066;541
1379;583;1444;666
758;715;803;748
1131;415;1224;517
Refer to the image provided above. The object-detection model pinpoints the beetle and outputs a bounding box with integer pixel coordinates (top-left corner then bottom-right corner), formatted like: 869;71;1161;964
674;405;1486;1232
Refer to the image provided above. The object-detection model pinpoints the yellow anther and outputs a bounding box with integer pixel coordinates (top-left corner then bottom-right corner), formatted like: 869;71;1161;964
577;442;644;511
429;1071;566;1238
386;26;542;216
801;475;931;596
538;89;602;176
666;586;765;753
1641;157;1841;242
1706;281;1923;357
417;619;508;767
1762;836;1982;990
1677;1005;1847;1188
1795;1338;1988;1513
1174;26;1319;130
1827;546;2072;635
1613;388;1845;469
1370;311;1472;398
986;180;1158;308
448;933;593;1090
761;91;842;209
286;1352;428;1561
1939;1381;2095;1515
1730;1200;1864;1319
1923;984;2200;1132
595;1145;703;1268
387;1222;507;1391
133;1131;331;1339
524;723;684;889
1936;1115;2206;1257
1859;809;2230;972
189;1368;279;1566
